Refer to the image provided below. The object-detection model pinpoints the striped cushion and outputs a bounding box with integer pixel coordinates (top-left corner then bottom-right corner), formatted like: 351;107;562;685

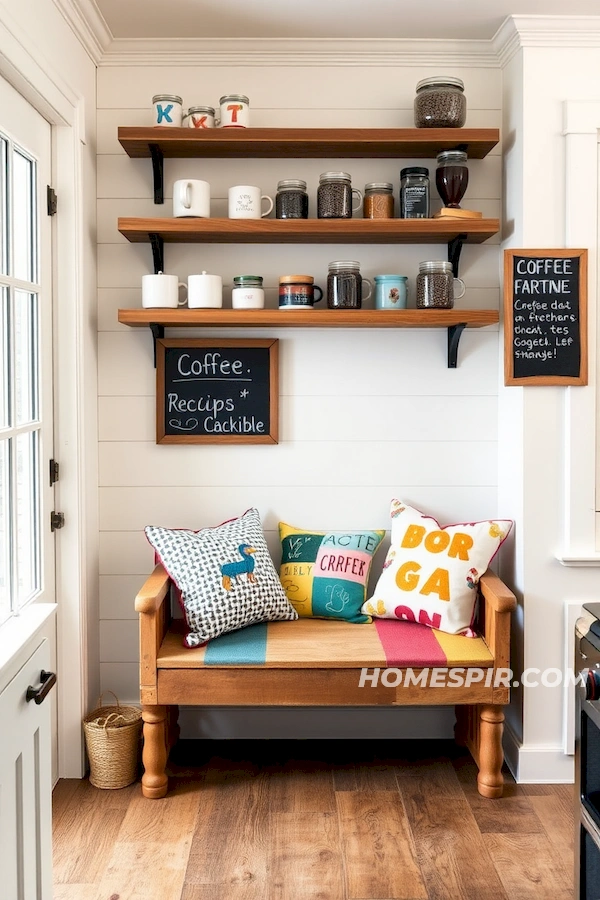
158;617;493;669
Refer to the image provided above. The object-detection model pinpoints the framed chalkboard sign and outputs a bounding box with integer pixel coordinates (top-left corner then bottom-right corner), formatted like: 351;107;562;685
504;249;587;386
156;338;279;444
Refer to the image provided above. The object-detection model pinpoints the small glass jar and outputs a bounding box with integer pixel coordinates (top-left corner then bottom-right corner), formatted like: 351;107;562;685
317;172;362;219
275;180;309;219
414;76;466;128
436;150;469;209
363;183;394;219
152;94;183;127
232;275;264;309
183;106;216;128
416;260;466;309
327;260;372;309
219;94;250;128
400;167;430;219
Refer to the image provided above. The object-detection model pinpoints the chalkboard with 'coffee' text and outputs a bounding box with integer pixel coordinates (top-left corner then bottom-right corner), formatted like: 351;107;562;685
156;339;279;444
504;249;588;386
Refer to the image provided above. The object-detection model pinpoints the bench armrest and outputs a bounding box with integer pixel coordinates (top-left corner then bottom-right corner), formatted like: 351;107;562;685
135;563;171;614
136;564;172;704
478;569;516;670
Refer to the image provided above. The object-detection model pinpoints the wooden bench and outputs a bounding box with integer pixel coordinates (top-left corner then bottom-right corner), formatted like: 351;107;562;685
135;564;516;799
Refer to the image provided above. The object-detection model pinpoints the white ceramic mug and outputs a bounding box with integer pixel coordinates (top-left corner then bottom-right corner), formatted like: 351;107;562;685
228;185;274;219
142;272;187;308
173;179;210;218
188;272;223;308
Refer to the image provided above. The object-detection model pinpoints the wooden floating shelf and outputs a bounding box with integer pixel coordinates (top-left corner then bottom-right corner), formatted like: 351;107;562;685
118;127;499;160
118;217;499;245
118;126;500;206
118;308;499;329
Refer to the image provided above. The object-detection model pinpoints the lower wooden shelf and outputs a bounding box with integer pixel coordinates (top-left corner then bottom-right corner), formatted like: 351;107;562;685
118;307;499;368
117;308;498;329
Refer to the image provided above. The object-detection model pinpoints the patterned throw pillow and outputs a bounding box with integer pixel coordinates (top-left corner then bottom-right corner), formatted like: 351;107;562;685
279;522;385;623
361;500;512;635
145;508;297;647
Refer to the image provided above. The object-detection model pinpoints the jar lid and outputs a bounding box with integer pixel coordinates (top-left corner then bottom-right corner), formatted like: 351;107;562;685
220;94;250;104
328;260;360;271
185;106;215;115
319;171;352;182
277;179;307;191
415;76;465;92
364;182;393;192
418;260;454;274
279;274;314;284
437;150;468;164
152;94;183;104
374;274;408;281
233;275;263;284
401;166;429;178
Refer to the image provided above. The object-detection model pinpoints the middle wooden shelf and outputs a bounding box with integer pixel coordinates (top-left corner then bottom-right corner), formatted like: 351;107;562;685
118;216;499;245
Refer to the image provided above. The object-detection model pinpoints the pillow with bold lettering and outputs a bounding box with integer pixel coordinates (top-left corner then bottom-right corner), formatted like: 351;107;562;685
145;508;297;648
279;522;385;623
361;500;512;635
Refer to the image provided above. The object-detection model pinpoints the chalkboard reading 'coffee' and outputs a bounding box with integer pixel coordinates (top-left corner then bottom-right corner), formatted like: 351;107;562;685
156;339;279;443
504;249;587;386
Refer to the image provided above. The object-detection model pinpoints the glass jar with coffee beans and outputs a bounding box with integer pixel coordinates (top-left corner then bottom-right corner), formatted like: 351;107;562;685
416;260;466;309
414;76;466;128
317;172;362;219
275;179;309;219
363;182;394;219
400;167;430;219
327;260;372;309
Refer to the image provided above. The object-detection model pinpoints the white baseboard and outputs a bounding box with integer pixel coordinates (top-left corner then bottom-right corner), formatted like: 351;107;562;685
504;723;575;783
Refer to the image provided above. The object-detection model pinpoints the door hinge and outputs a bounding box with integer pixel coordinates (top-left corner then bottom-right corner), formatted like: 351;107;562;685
49;458;59;485
50;511;65;532
47;186;57;216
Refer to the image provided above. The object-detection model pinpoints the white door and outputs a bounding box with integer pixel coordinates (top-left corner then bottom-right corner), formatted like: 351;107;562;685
0;74;56;776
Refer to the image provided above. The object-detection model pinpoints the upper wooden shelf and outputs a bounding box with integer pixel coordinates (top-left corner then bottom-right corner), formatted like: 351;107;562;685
118;308;499;329
118;127;500;160
118;217;499;245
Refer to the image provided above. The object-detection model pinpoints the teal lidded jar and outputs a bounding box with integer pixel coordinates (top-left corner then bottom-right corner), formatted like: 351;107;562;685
374;275;408;310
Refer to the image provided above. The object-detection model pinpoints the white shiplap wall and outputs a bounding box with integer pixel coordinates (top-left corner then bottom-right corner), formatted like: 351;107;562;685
97;62;502;734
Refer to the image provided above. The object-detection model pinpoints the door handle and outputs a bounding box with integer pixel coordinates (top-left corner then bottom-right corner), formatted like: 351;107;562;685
26;670;57;705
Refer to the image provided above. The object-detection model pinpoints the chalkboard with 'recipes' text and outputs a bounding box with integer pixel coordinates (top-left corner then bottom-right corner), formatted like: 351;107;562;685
156;338;279;444
504;249;587;386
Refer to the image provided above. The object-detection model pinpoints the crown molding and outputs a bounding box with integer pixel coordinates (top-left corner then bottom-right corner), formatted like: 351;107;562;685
99;37;498;68
493;15;600;68
51;0;112;65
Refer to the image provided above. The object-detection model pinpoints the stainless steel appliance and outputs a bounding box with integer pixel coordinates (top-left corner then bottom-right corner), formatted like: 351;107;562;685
575;603;600;899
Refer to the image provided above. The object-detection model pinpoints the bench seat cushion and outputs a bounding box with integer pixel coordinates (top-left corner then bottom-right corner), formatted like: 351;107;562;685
158;617;493;669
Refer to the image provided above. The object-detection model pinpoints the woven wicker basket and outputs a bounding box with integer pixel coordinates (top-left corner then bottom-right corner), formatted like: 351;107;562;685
83;691;142;789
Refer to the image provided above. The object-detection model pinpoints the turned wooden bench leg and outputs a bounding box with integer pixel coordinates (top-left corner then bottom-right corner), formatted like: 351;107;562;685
477;704;505;798
141;704;169;799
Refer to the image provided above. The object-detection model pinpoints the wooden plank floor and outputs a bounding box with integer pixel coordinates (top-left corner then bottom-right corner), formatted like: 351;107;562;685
53;739;574;900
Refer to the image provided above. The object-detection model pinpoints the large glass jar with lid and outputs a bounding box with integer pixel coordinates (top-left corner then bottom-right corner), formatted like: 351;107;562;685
414;76;466;128
317;172;362;219
275;179;308;219
416;260;466;309
327;260;372;309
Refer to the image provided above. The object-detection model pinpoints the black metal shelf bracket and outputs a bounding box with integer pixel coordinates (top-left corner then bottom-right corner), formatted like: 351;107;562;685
150;233;164;274
149;143;164;204
447;323;467;368
150;323;165;367
447;233;467;278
